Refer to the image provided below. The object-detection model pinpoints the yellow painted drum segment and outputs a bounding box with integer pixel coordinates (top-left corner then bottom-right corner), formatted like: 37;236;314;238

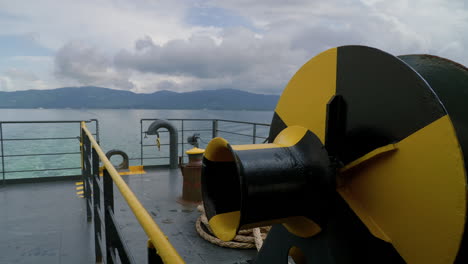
339;115;466;264
208;211;241;241
274;48;337;143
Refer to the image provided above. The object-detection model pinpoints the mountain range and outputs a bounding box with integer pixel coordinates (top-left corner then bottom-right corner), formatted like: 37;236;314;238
0;86;279;110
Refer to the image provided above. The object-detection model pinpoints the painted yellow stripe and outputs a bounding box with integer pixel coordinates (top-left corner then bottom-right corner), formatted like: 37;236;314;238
204;137;234;162
340;144;398;173
207;126;309;162
75;181;83;185
208;125;308;155
212;214;322;240
76;186;84;190
76;190;84;195
283;216;322;238
99;165;147;176
208;211;240;241
186;147;205;155
275;48;337;142
119;165;146;176
81;122;185;264
338;115;466;264
231;143;278;151
273;126;308;146
231;126;308;151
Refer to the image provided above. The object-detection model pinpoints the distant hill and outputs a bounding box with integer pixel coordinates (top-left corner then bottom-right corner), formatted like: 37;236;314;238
0;86;279;110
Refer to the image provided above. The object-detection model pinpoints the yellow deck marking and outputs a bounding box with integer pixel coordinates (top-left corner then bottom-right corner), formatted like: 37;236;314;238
119;165;146;175
75;182;84;198
338;115;466;264
99;165;146;176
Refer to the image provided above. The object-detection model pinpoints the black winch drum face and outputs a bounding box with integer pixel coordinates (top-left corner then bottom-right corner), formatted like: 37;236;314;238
202;46;468;264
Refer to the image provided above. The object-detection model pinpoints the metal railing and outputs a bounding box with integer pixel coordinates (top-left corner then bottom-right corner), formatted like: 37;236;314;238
81;122;184;264
140;118;270;166
0;120;98;185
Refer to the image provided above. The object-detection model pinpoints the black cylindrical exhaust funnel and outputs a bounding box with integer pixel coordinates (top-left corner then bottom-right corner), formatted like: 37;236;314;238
202;126;335;241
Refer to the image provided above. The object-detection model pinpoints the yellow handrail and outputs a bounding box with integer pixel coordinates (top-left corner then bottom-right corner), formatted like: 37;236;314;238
81;122;185;264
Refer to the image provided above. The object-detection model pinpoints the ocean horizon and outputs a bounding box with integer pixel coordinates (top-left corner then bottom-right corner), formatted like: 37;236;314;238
0;108;273;179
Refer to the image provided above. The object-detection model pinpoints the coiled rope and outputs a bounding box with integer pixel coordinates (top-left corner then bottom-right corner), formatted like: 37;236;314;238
196;204;270;250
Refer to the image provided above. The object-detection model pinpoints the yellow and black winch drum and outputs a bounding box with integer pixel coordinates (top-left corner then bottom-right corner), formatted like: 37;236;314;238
202;45;468;264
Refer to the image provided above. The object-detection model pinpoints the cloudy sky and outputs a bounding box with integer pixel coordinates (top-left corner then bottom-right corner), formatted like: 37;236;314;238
0;0;466;94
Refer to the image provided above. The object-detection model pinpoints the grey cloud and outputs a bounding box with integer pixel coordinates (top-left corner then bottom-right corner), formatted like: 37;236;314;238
114;28;307;93
116;30;260;78
54;41;134;89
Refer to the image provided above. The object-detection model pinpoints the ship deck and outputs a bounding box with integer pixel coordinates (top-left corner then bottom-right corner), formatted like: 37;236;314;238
0;166;257;264
0;180;94;264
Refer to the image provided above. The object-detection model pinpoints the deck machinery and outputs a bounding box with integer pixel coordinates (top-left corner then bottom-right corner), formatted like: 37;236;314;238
201;46;468;264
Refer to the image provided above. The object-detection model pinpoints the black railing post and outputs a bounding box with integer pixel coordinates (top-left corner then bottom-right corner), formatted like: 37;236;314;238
252;124;257;144
0;123;5;186
104;168;114;211
104;168;115;264
81;127;92;220
148;240;163;264
181;120;184;164
91;119;100;145
80;127;84;184
140;120;143;166
83;134;92;221
92;148;103;262
212;120;218;138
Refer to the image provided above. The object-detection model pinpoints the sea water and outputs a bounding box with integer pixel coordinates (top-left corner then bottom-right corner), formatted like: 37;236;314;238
0;109;273;179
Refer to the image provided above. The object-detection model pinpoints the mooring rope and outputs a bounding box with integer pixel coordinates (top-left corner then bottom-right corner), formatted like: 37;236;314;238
195;204;270;250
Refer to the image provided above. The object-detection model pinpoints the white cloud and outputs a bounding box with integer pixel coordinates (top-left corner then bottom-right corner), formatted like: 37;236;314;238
0;76;12;91
207;0;468;61
0;56;64;91
0;0;192;50
4;68;38;81
0;70;50;91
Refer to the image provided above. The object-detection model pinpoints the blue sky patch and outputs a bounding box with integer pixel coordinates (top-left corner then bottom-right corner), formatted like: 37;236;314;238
0;34;52;57
185;5;257;31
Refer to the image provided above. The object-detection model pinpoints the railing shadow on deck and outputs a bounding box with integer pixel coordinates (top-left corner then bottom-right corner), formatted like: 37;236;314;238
81;122;184;264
